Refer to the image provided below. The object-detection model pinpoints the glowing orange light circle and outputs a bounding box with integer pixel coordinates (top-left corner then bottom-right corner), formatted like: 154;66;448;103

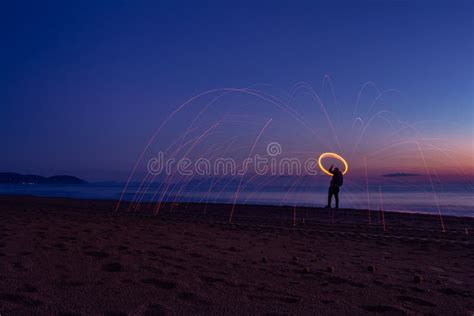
318;152;348;176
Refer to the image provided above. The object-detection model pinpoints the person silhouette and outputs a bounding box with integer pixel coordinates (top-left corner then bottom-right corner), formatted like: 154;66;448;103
325;165;343;209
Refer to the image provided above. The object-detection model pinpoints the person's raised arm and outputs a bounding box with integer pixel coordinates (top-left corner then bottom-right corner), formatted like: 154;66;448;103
328;164;334;174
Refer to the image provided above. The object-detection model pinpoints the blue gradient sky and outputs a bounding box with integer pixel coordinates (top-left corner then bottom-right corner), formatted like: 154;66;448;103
1;0;472;180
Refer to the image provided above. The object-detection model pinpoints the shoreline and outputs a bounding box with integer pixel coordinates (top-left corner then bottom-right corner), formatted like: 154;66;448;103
1;192;473;220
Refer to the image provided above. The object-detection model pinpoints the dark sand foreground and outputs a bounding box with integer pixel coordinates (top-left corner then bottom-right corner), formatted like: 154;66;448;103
0;195;473;315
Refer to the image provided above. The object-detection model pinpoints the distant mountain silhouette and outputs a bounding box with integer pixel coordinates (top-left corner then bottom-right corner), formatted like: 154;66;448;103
0;172;87;184
382;172;421;177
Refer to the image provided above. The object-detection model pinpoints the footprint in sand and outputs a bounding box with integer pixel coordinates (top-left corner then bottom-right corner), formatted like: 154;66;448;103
103;311;128;316
84;250;109;259
141;278;176;290
200;275;224;284
398;295;435;307
176;291;197;301
102;262;124;272
439;288;472;298
0;292;43;307
143;304;166;316
360;305;409;315
17;284;38;293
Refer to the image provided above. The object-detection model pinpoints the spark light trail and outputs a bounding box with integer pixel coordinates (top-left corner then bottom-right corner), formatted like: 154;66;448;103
229;118;273;223
115;77;472;231
318;152;349;176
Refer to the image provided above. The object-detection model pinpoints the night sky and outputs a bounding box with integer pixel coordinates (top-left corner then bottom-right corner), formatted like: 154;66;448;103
1;0;472;180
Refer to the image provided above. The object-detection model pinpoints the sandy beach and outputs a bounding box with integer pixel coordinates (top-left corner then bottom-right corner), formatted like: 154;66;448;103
0;195;473;315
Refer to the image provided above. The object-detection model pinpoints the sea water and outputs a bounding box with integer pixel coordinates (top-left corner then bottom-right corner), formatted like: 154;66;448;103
0;181;472;217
